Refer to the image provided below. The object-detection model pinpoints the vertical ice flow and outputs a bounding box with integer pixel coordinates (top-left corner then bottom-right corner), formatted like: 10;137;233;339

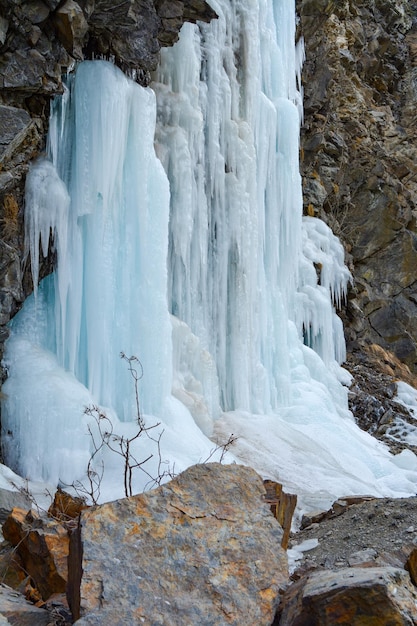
2;63;174;484
154;0;345;412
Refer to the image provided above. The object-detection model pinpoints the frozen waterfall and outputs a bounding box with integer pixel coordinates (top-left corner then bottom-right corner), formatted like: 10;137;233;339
1;0;416;514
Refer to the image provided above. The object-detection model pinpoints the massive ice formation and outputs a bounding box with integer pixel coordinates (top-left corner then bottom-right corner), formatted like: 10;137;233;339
2;0;416;512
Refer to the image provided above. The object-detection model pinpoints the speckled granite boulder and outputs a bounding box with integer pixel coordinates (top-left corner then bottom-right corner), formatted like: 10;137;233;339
69;463;288;625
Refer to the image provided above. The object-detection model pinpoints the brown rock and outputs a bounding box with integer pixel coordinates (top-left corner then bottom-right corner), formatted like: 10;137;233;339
0;540;26;588
2;507;69;600
263;480;297;550
53;0;89;59
48;488;87;523
279;567;417;625
69;463;288;625
406;547;417;586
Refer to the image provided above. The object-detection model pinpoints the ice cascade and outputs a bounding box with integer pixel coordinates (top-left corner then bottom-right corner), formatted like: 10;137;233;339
1;0;416;512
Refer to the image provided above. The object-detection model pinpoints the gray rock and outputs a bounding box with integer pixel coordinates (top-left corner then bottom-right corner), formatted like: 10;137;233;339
0;584;50;626
0;49;46;91
84;0;217;73
181;0;218;24
156;0;184;19
42;0;62;9
86;0;162;72
291;496;417;572
0;16;8;45
69;463;288;625
0;172;15;190
0;487;32;524
0;106;31;162
19;0;50;24
347;548;378;566
279;567;417;625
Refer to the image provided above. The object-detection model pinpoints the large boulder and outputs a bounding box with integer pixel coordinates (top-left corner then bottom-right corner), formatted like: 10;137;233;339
69;463;288;625
278;567;417;625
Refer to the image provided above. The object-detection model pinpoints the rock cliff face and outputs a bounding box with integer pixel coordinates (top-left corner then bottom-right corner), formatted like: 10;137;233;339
0;0;216;375
298;0;417;372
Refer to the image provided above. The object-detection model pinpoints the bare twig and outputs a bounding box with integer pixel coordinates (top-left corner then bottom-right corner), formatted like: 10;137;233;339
201;433;238;464
61;356;238;504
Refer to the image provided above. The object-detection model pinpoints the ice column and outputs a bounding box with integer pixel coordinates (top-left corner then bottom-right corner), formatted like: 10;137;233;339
2;62;173;482
153;0;342;414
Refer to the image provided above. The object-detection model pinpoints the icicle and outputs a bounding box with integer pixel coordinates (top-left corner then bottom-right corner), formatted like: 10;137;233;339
294;216;351;365
24;158;70;295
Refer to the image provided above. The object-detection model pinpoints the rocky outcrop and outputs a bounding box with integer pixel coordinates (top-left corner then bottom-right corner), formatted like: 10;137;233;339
0;0;217;375
2;472;417;625
298;0;417;371
346;343;417;456
84;1;217;73
0;0;216;89
278;567;417;625
69;463;288;625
